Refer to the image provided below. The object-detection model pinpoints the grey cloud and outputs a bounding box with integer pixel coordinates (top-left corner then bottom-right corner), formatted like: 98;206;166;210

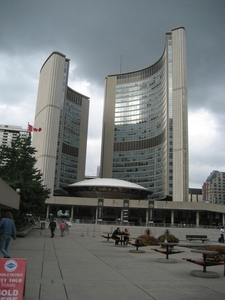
0;0;224;184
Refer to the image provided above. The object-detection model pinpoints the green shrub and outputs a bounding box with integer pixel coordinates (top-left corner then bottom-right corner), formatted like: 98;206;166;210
205;245;225;261
137;235;158;246
205;245;225;255
157;234;179;243
137;228;158;246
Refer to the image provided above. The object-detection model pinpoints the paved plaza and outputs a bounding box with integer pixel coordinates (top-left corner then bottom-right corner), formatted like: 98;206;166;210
5;224;225;300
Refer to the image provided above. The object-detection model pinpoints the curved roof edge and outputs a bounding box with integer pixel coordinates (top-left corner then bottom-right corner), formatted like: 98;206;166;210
107;26;185;78
67;178;149;191
107;50;165;78
40;51;69;72
67;86;90;101
171;26;185;32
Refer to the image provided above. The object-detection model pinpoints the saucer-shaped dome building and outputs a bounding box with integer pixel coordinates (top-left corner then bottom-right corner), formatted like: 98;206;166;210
63;178;152;200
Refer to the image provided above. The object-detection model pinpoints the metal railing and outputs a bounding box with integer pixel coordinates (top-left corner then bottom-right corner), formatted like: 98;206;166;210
72;219;221;230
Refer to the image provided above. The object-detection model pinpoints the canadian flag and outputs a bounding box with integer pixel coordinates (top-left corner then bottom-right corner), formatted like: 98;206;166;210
28;124;42;132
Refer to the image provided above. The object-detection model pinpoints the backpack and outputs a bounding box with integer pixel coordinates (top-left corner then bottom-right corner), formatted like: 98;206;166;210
60;222;66;229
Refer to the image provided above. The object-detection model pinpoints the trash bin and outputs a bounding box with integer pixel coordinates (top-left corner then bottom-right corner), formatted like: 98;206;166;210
41;222;45;230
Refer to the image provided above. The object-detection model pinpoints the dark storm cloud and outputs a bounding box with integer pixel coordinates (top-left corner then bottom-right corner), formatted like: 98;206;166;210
0;0;224;185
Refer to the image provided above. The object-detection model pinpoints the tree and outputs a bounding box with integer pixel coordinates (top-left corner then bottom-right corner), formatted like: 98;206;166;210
0;135;50;217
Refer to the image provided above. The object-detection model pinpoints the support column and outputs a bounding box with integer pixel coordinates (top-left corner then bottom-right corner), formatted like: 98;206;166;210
95;208;98;224
120;209;123;220
46;205;49;220
196;211;199;227
171;210;174;226
222;213;225;225
70;205;74;222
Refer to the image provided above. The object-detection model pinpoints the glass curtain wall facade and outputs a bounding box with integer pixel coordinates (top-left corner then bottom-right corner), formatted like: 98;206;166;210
32;52;89;196
100;27;188;202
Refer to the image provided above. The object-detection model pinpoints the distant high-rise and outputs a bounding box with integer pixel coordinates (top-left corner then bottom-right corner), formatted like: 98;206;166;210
202;170;225;204
0;124;30;147
100;27;188;202
32;52;89;195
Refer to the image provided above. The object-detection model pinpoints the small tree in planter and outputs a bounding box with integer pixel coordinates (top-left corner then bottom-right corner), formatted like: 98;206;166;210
157;234;179;248
137;228;158;246
205;245;225;261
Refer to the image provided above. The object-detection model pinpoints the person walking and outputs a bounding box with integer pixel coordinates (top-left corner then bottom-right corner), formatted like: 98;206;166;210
220;226;224;243
60;220;66;237
64;222;69;236
49;218;57;238
0;211;16;258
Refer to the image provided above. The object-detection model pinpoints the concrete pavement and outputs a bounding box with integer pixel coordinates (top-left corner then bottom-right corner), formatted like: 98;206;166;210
6;223;225;300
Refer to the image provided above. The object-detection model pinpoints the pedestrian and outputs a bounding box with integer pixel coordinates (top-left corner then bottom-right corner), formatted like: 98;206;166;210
0;211;16;258
220;226;224;243
65;222;69;236
164;229;170;235
49;218;57;238
60;220;66;237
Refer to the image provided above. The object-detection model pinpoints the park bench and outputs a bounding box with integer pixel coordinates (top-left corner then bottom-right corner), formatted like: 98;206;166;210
151;247;184;259
182;258;225;275
127;238;147;251
186;234;209;243
101;233;117;242
151;248;184;255
101;234;126;245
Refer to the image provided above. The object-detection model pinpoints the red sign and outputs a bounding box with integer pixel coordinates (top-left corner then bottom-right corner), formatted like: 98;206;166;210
0;258;27;300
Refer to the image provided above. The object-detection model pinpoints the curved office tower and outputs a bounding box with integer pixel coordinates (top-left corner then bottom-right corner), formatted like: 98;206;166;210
100;27;188;202
32;52;89;195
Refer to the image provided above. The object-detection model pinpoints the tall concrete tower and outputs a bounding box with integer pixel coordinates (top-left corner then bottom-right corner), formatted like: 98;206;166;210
33;52;89;195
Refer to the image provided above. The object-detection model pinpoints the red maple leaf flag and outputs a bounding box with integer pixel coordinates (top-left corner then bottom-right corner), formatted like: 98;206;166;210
28;124;42;132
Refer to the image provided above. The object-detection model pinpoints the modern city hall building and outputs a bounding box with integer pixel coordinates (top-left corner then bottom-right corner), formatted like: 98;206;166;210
100;26;188;203
32;52;89;196
45;30;225;226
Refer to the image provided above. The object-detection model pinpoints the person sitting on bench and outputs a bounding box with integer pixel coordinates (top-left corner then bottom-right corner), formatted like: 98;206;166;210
112;227;120;245
122;228;130;244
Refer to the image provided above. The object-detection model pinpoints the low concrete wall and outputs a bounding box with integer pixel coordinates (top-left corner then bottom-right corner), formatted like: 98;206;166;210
0;178;20;210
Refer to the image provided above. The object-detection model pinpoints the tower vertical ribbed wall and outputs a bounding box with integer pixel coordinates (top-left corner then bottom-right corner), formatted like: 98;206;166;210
32;52;89;195
100;27;188;202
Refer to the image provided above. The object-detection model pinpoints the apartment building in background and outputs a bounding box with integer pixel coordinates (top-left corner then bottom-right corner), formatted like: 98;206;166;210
0;124;30;147
32;52;89;196
202;170;225;204
100;27;188;202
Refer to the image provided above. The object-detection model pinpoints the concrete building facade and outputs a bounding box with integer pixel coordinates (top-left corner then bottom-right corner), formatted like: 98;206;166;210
32;51;89;196
100;27;188;202
45;178;225;226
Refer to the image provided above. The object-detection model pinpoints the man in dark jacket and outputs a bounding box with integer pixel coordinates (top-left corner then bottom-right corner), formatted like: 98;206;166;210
49;218;57;238
0;211;16;258
112;227;120;245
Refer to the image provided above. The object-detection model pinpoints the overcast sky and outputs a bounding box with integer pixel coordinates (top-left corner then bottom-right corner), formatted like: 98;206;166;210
0;0;224;188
